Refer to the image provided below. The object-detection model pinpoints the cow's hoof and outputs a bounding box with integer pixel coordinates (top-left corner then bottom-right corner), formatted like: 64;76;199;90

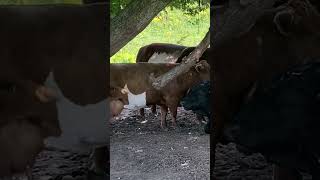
86;170;109;180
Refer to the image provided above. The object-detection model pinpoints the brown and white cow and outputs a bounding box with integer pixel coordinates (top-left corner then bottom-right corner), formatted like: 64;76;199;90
0;3;108;178
210;0;320;178
110;60;210;128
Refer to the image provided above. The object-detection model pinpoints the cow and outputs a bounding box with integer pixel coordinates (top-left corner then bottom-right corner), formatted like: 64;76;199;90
110;60;210;128
223;61;320;180
136;43;210;64
210;0;320;178
136;43;210;123
180;80;212;133
0;77;61;179
0;3;108;178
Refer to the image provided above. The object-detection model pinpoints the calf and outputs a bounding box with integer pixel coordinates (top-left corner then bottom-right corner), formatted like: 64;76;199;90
110;60;210;128
0;78;60;179
224;61;320;180
210;0;320;177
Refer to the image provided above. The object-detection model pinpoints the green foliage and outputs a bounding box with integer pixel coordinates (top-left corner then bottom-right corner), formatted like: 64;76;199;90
111;0;210;18
0;0;81;5
111;7;209;63
111;0;131;18
169;0;210;16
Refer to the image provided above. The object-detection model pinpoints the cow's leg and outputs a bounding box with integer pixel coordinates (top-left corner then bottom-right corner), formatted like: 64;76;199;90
151;105;157;114
196;114;205;124
139;108;145;119
204;115;212;134
26;165;33;180
160;105;168;129
168;104;178;128
88;146;109;179
272;165;302;180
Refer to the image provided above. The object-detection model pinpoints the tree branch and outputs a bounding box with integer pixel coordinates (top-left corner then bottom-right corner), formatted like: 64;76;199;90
152;30;210;90
151;0;280;91
110;0;173;56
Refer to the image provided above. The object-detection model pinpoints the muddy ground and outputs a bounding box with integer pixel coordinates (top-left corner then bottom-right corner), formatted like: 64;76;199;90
110;107;277;180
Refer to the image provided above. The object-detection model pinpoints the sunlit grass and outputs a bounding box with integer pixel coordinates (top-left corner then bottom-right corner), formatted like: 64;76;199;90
111;7;209;63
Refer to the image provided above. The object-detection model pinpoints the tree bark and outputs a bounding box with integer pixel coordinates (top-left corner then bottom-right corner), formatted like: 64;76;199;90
152;31;210;90
110;0;173;56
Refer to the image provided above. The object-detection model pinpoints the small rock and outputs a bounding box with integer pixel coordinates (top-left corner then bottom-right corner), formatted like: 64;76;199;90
39;176;53;180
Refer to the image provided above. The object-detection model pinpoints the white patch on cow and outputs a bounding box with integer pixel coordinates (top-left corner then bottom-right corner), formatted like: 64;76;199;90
148;52;178;63
122;84;146;110
44;72;108;153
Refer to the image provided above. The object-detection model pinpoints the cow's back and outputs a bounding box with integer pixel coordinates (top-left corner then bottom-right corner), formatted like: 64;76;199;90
110;63;178;94
136;43;187;63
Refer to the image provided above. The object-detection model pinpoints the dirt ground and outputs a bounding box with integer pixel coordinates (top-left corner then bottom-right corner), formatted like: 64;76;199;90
110;107;276;180
29;107;312;180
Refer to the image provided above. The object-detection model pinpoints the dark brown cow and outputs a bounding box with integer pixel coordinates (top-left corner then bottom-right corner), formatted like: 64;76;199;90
210;0;320;178
110;61;210;128
136;43;210;63
0;3;108;178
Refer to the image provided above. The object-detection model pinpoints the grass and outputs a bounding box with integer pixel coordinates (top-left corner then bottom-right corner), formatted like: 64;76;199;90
111;7;210;63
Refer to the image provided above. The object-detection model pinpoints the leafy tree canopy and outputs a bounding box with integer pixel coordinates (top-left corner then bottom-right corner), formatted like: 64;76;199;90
111;0;210;18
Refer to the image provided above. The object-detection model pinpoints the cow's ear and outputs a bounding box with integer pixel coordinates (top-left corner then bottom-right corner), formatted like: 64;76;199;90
195;60;210;73
274;9;296;36
35;86;57;103
195;63;205;73
121;84;129;94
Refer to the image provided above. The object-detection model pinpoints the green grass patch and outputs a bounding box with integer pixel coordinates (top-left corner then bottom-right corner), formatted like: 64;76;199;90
111;7;209;63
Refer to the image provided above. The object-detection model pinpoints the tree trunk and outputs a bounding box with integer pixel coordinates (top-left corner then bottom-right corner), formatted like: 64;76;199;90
110;0;173;56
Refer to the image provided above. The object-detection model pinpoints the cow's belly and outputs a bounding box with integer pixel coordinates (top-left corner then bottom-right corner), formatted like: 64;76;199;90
44;72;108;153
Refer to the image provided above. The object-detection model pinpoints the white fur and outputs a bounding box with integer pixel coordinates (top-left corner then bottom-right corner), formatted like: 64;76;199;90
44;72;108;153
122;84;146;110
148;52;178;63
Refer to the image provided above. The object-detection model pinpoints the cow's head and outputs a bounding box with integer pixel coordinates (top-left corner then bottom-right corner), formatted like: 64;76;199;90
193;60;211;81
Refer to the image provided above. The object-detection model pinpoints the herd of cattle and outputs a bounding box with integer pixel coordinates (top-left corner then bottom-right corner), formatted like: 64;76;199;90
110;43;211;130
110;0;320;179
1;0;320;179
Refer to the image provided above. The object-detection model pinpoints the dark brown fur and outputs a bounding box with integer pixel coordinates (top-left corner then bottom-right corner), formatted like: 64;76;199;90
0;3;108;177
210;0;320;178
